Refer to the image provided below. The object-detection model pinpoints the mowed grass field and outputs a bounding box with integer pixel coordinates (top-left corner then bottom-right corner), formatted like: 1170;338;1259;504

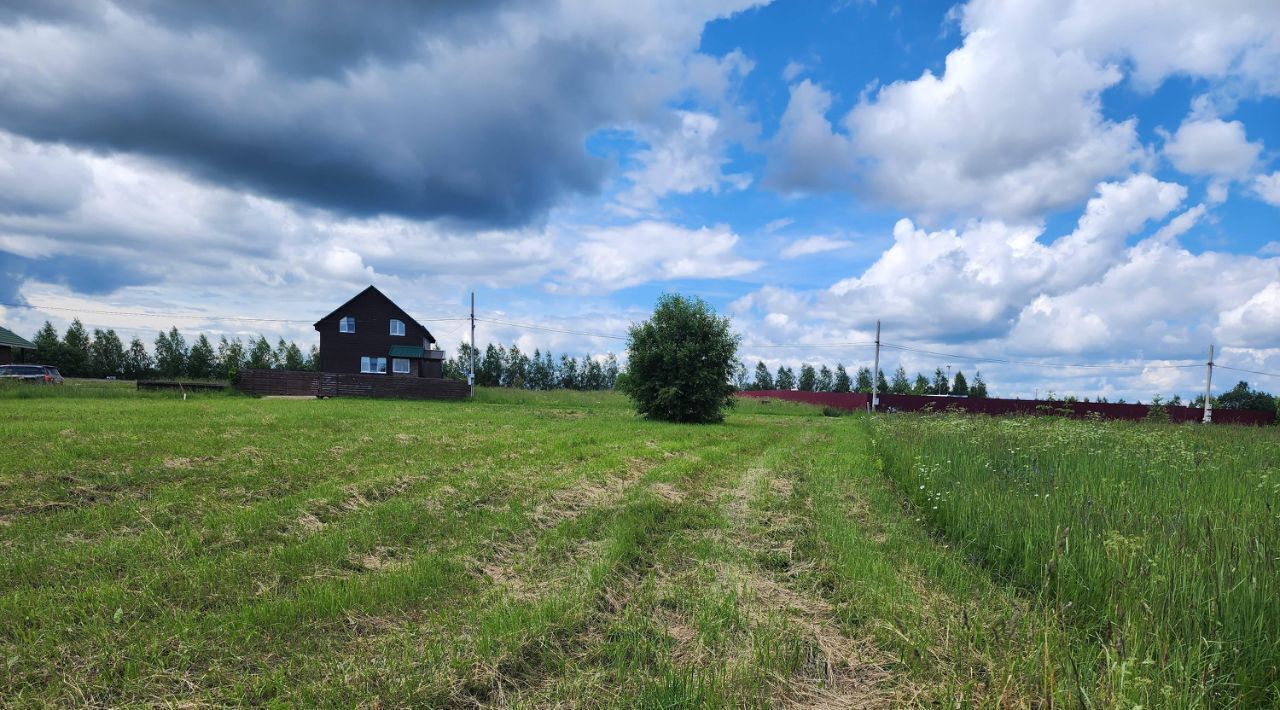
1;384;1276;707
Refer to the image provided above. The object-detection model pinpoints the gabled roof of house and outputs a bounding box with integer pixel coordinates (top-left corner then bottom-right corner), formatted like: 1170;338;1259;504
313;285;435;342
0;326;36;350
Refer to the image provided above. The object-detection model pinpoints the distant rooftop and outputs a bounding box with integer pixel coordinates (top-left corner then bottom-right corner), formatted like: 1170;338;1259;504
0;326;36;350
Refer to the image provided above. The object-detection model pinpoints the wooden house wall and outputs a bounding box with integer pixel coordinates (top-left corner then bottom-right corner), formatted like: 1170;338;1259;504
314;291;433;375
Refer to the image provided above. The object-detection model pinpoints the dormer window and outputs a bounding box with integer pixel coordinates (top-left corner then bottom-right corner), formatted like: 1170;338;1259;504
389;319;405;336
339;316;356;333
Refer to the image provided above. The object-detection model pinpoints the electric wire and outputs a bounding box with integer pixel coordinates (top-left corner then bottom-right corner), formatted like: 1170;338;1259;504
7;300;1275;378
1;301;469;324
478;316;876;349
745;341;877;349
475;317;628;340
879;342;1203;371
1217;364;1280;379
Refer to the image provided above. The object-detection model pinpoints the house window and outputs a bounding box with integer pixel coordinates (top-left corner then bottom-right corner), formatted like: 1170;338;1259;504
360;357;387;374
392;358;411;374
389;319;405;336
339;316;356;333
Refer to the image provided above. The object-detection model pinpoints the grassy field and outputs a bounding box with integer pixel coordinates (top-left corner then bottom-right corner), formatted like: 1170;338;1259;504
873;414;1280;707
1;385;1275;706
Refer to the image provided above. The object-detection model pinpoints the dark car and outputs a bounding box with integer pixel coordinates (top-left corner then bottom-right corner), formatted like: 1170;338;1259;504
0;364;64;383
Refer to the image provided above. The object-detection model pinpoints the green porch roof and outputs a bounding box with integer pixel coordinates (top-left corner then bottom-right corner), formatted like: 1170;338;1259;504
388;345;425;358
0;326;36;350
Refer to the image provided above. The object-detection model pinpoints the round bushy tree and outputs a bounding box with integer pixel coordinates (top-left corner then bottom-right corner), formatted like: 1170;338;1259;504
623;294;739;423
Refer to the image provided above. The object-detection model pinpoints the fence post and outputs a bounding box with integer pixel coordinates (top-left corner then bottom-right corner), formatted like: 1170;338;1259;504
871;320;881;413
1202;344;1214;424
469;291;476;397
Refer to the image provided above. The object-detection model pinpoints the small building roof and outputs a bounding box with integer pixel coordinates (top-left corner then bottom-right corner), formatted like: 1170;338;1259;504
0;326;36;350
313;285;435;343
388;345;426;358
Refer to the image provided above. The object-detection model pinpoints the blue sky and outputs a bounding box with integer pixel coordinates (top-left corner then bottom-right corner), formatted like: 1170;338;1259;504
0;0;1277;399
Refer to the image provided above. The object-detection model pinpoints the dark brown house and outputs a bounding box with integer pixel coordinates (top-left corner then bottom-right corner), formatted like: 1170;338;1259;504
314;286;445;378
0;326;36;365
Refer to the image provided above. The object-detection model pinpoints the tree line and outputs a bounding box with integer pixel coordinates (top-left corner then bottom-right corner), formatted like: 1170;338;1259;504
742;361;990;397
29;319;317;380
441;343;622;390
1200;381;1277;412
26;318;1273;412
977;382;1275;412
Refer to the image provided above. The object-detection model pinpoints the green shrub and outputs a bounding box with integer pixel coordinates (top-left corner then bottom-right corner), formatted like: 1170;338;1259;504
1144;394;1170;423
621;294;739;423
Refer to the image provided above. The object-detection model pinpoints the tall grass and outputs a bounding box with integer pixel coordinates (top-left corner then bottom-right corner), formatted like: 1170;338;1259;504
872;414;1280;706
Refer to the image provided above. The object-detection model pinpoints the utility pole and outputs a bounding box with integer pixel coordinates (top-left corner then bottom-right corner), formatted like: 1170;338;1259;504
469;292;476;397
871;320;881;413
1202;343;1214;424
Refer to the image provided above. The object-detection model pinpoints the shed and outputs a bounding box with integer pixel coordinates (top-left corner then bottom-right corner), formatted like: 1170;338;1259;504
0;326;36;366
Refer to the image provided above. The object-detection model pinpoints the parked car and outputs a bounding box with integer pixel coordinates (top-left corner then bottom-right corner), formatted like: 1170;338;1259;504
0;364;64;383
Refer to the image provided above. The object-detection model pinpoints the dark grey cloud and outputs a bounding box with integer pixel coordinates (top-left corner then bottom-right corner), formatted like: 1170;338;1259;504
0;0;513;77
0;0;717;226
0;253;27;304
0;252;158;301
0;146;92;216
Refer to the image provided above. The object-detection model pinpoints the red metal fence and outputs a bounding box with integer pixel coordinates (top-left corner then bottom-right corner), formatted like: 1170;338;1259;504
738;390;1276;426
740;390;871;411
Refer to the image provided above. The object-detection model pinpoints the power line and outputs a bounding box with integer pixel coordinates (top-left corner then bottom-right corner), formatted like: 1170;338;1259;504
8;299;1275;377
1217;364;1280;379
478;316;877;349
744;341;877;349
475;318;1264;375
1;301;469;324
476;317;629;341
879;342;1202;372
479;312;881;348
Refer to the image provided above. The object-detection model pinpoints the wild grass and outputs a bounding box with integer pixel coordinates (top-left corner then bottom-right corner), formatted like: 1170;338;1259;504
473;385;826;418
871;413;1280;707
469;385;632;409
0;388;1082;706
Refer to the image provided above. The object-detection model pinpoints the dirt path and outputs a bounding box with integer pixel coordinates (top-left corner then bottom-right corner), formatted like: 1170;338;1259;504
711;458;895;708
466;424;1033;708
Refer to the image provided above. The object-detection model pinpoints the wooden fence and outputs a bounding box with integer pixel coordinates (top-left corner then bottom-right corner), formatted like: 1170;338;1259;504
739;390;1276;425
137;380;229;392
235;369;470;400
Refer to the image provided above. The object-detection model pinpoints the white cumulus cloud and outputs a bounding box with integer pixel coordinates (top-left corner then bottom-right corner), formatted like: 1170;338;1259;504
1163;117;1263;179
614;110;754;216
764;0;1280;221
1253;172;1280;206
550;221;761;293
781;235;854;259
